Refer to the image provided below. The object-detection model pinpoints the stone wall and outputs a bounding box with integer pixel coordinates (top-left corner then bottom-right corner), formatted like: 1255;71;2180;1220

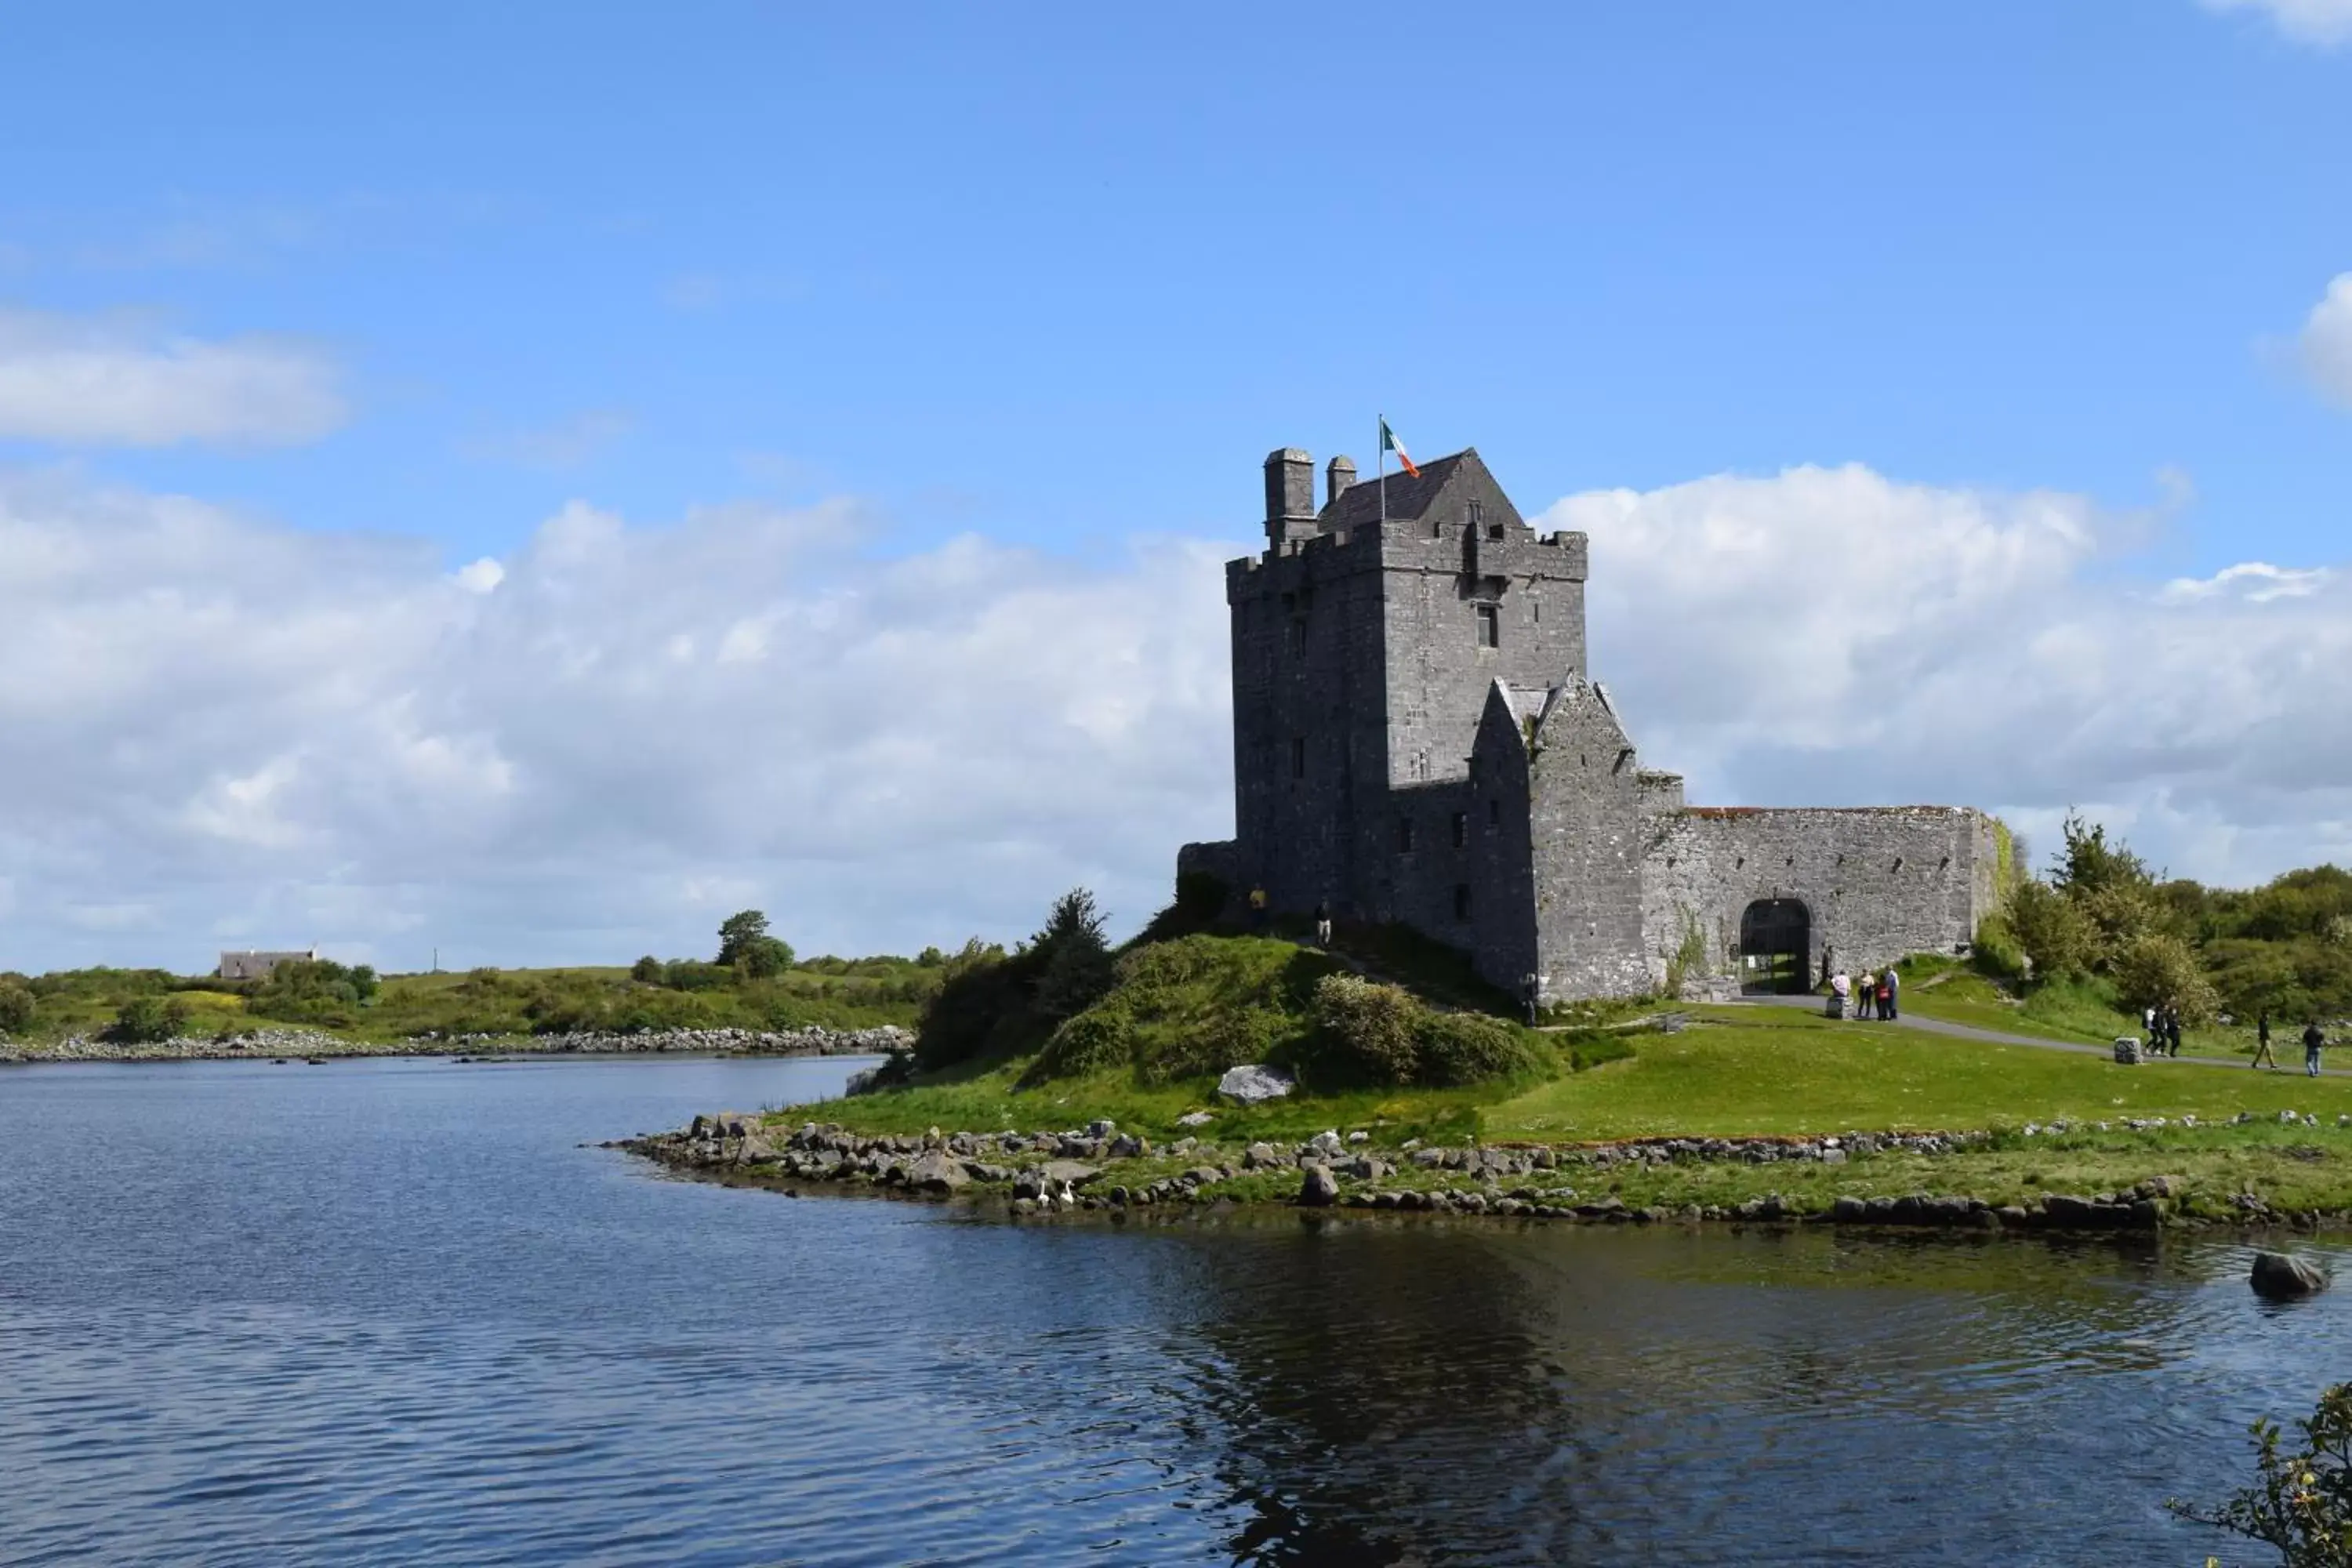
1524;683;1654;1000
1641;806;1998;993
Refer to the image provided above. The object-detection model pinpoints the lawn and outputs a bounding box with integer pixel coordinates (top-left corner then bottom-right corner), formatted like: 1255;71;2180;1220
1480;1007;2352;1141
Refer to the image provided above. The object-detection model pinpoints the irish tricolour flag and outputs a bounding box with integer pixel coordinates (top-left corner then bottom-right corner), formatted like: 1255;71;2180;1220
1380;418;1419;478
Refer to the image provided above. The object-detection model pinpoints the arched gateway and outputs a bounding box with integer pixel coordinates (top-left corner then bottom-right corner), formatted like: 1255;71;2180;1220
1738;899;1811;995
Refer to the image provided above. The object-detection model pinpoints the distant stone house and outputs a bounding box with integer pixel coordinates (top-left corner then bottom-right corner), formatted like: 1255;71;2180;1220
216;949;318;982
1178;443;2003;1003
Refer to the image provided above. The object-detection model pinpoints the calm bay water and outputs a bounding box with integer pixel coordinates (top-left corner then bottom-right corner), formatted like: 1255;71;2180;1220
2;1054;2347;1566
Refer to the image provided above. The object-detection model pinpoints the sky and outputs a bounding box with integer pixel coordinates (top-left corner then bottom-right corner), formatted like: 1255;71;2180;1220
2;0;2350;973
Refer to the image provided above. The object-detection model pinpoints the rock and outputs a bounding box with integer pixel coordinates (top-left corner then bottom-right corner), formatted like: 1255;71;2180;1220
906;1150;969;1193
1821;1148;1848;1165
1831;1196;1868;1223
2251;1251;2331;1301
1242;1142;1283;1170
2113;1036;2143;1065
1087;1119;1116;1138
1040;1160;1100;1187
1298;1165;1340;1207
1346;1131;1369;1144
1217;1064;1296;1105
1176;1110;1215;1127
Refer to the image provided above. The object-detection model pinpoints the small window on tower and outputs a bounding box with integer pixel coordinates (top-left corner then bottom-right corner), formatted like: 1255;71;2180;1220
1533;600;1541;623
1290;736;1306;779
1489;797;1501;826
1454;884;1472;921
1451;811;1468;848
1287;618;1307;656
1396;817;1415;853
1476;604;1500;648
1429;519;1444;539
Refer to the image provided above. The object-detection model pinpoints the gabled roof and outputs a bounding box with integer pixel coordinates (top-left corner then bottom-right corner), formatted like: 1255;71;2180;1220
1316;448;1479;530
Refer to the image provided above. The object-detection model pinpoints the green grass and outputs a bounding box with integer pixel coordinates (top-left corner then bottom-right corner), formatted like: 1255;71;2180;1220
1895;963;2259;1059
1480;1006;2352;1142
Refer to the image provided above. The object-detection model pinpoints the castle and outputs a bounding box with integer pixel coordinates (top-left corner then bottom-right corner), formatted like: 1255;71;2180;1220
1178;445;2002;1003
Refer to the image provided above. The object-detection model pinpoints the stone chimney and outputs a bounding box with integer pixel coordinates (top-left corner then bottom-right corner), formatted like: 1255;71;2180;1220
1263;448;1316;546
1326;456;1356;507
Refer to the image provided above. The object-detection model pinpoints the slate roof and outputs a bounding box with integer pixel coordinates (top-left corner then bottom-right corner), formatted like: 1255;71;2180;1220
1316;448;1475;530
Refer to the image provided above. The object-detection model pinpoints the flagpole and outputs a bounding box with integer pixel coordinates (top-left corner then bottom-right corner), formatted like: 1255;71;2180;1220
1377;413;1387;527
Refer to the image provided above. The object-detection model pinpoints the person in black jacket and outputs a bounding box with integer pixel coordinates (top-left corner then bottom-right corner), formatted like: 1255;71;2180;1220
2252;1011;2278;1070
2306;1020;2328;1078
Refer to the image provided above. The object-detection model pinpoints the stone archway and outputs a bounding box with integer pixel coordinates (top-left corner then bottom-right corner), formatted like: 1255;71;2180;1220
1738;898;1810;995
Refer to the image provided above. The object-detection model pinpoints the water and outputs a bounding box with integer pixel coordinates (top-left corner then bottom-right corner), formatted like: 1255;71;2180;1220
2;1057;2346;1567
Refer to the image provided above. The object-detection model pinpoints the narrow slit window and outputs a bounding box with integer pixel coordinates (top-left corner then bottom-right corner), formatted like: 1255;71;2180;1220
1287;618;1307;655
1488;798;1501;826
1476;604;1500;648
1451;811;1468;848
1290;736;1306;779
1454;884;1472;921
1396;817;1415;853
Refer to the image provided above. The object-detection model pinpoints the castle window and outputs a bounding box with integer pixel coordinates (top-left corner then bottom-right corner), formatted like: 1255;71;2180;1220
1429;520;1444;539
1489;798;1501;826
1280;591;1296;612
1454;884;1472;921
1533;600;1541;623
1476;604;1500;648
1287;618;1307;656
1396;817;1415;852
1290;736;1306;779
1451;811;1468;848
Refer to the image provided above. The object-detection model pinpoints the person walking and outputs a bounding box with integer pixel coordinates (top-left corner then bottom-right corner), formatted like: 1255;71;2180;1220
1312;900;1332;949
1883;964;1901;1022
2165;1007;2184;1059
2306;1019;2328;1078
1248;885;1268;931
1874;971;1893;1022
1853;970;1874;1022
1831;969;1852;1019
2253;1011;2278;1071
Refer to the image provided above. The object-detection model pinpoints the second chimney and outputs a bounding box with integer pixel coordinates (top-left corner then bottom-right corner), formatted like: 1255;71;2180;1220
1326;456;1356;507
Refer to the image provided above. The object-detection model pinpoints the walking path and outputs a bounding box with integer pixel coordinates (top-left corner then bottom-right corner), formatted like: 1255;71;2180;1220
1730;993;2351;1080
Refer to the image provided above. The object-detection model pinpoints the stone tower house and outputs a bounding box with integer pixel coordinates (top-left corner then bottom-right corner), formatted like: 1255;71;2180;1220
1180;444;2002;1003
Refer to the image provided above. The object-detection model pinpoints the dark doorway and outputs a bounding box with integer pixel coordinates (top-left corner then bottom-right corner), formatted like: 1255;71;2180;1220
1739;899;1810;995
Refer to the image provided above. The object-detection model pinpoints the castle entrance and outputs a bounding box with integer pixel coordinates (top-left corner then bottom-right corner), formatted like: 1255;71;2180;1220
1738;899;1810;995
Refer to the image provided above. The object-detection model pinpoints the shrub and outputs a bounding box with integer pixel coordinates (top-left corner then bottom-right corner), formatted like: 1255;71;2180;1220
1308;974;1422;1085
0;978;35;1035
1970;913;2027;981
1033;889;1116;1024
1142;1005;1282;1086
1412;1010;1552;1086
1660;906;1708;1000
912;938;1036;1073
2007;880;2097;980
109;995;190;1044
1026;1006;1134;1082
2111;931;2221;1025
2170;1381;2352;1566
630;955;664;983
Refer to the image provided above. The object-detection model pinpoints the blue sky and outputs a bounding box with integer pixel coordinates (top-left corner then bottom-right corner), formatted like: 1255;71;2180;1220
5;2;2346;566
2;2;2350;971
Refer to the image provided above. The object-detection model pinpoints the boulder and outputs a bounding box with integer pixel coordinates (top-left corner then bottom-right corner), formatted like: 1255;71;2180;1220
1242;1142;1284;1170
1040;1160;1101;1187
2251;1251;2331;1301
1298;1164;1340;1207
906;1150;969;1194
1217;1064;1296;1105
1176;1110;1215;1127
2113;1036;2143;1065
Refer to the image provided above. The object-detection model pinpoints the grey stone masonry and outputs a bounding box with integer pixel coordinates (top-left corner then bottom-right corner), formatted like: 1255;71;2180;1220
1181;442;1999;1001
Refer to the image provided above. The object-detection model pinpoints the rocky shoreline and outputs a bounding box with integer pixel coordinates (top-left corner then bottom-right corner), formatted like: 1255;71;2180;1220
621;1114;2313;1234
1;1025;910;1065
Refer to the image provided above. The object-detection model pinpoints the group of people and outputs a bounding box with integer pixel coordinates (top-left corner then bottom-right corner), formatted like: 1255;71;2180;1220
1827;965;1898;1021
2249;1011;2332;1077
2140;1004;2187;1058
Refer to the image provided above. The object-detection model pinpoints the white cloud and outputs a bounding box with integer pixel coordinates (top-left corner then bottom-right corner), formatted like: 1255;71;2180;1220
1547;464;2352;886
0;470;1236;971
2201;0;2352;45
2299;273;2352;408
3;456;2350;975
0;309;344;448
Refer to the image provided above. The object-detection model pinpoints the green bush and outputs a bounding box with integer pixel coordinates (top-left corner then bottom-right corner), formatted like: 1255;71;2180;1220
109;995;190;1044
630;955;664;983
1142;1004;1282;1086
1970;913;2027;980
0;978;35;1035
912;938;1038;1073
1027;1005;1134;1081
1411;1009;1552;1086
1307;974;1424;1085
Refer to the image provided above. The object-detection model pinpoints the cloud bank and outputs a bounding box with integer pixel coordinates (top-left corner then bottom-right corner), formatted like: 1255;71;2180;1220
2;460;2348;972
0;309;344;448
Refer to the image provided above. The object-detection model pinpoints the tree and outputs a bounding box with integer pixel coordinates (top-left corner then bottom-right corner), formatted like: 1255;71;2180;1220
0;978;34;1035
1033;888;1115;1024
2053;810;2153;898
2006;880;2097;981
109;995;190;1044
2171;1383;2352;1566
2111;931;2222;1025
630;955;664;983
716;909;793;978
